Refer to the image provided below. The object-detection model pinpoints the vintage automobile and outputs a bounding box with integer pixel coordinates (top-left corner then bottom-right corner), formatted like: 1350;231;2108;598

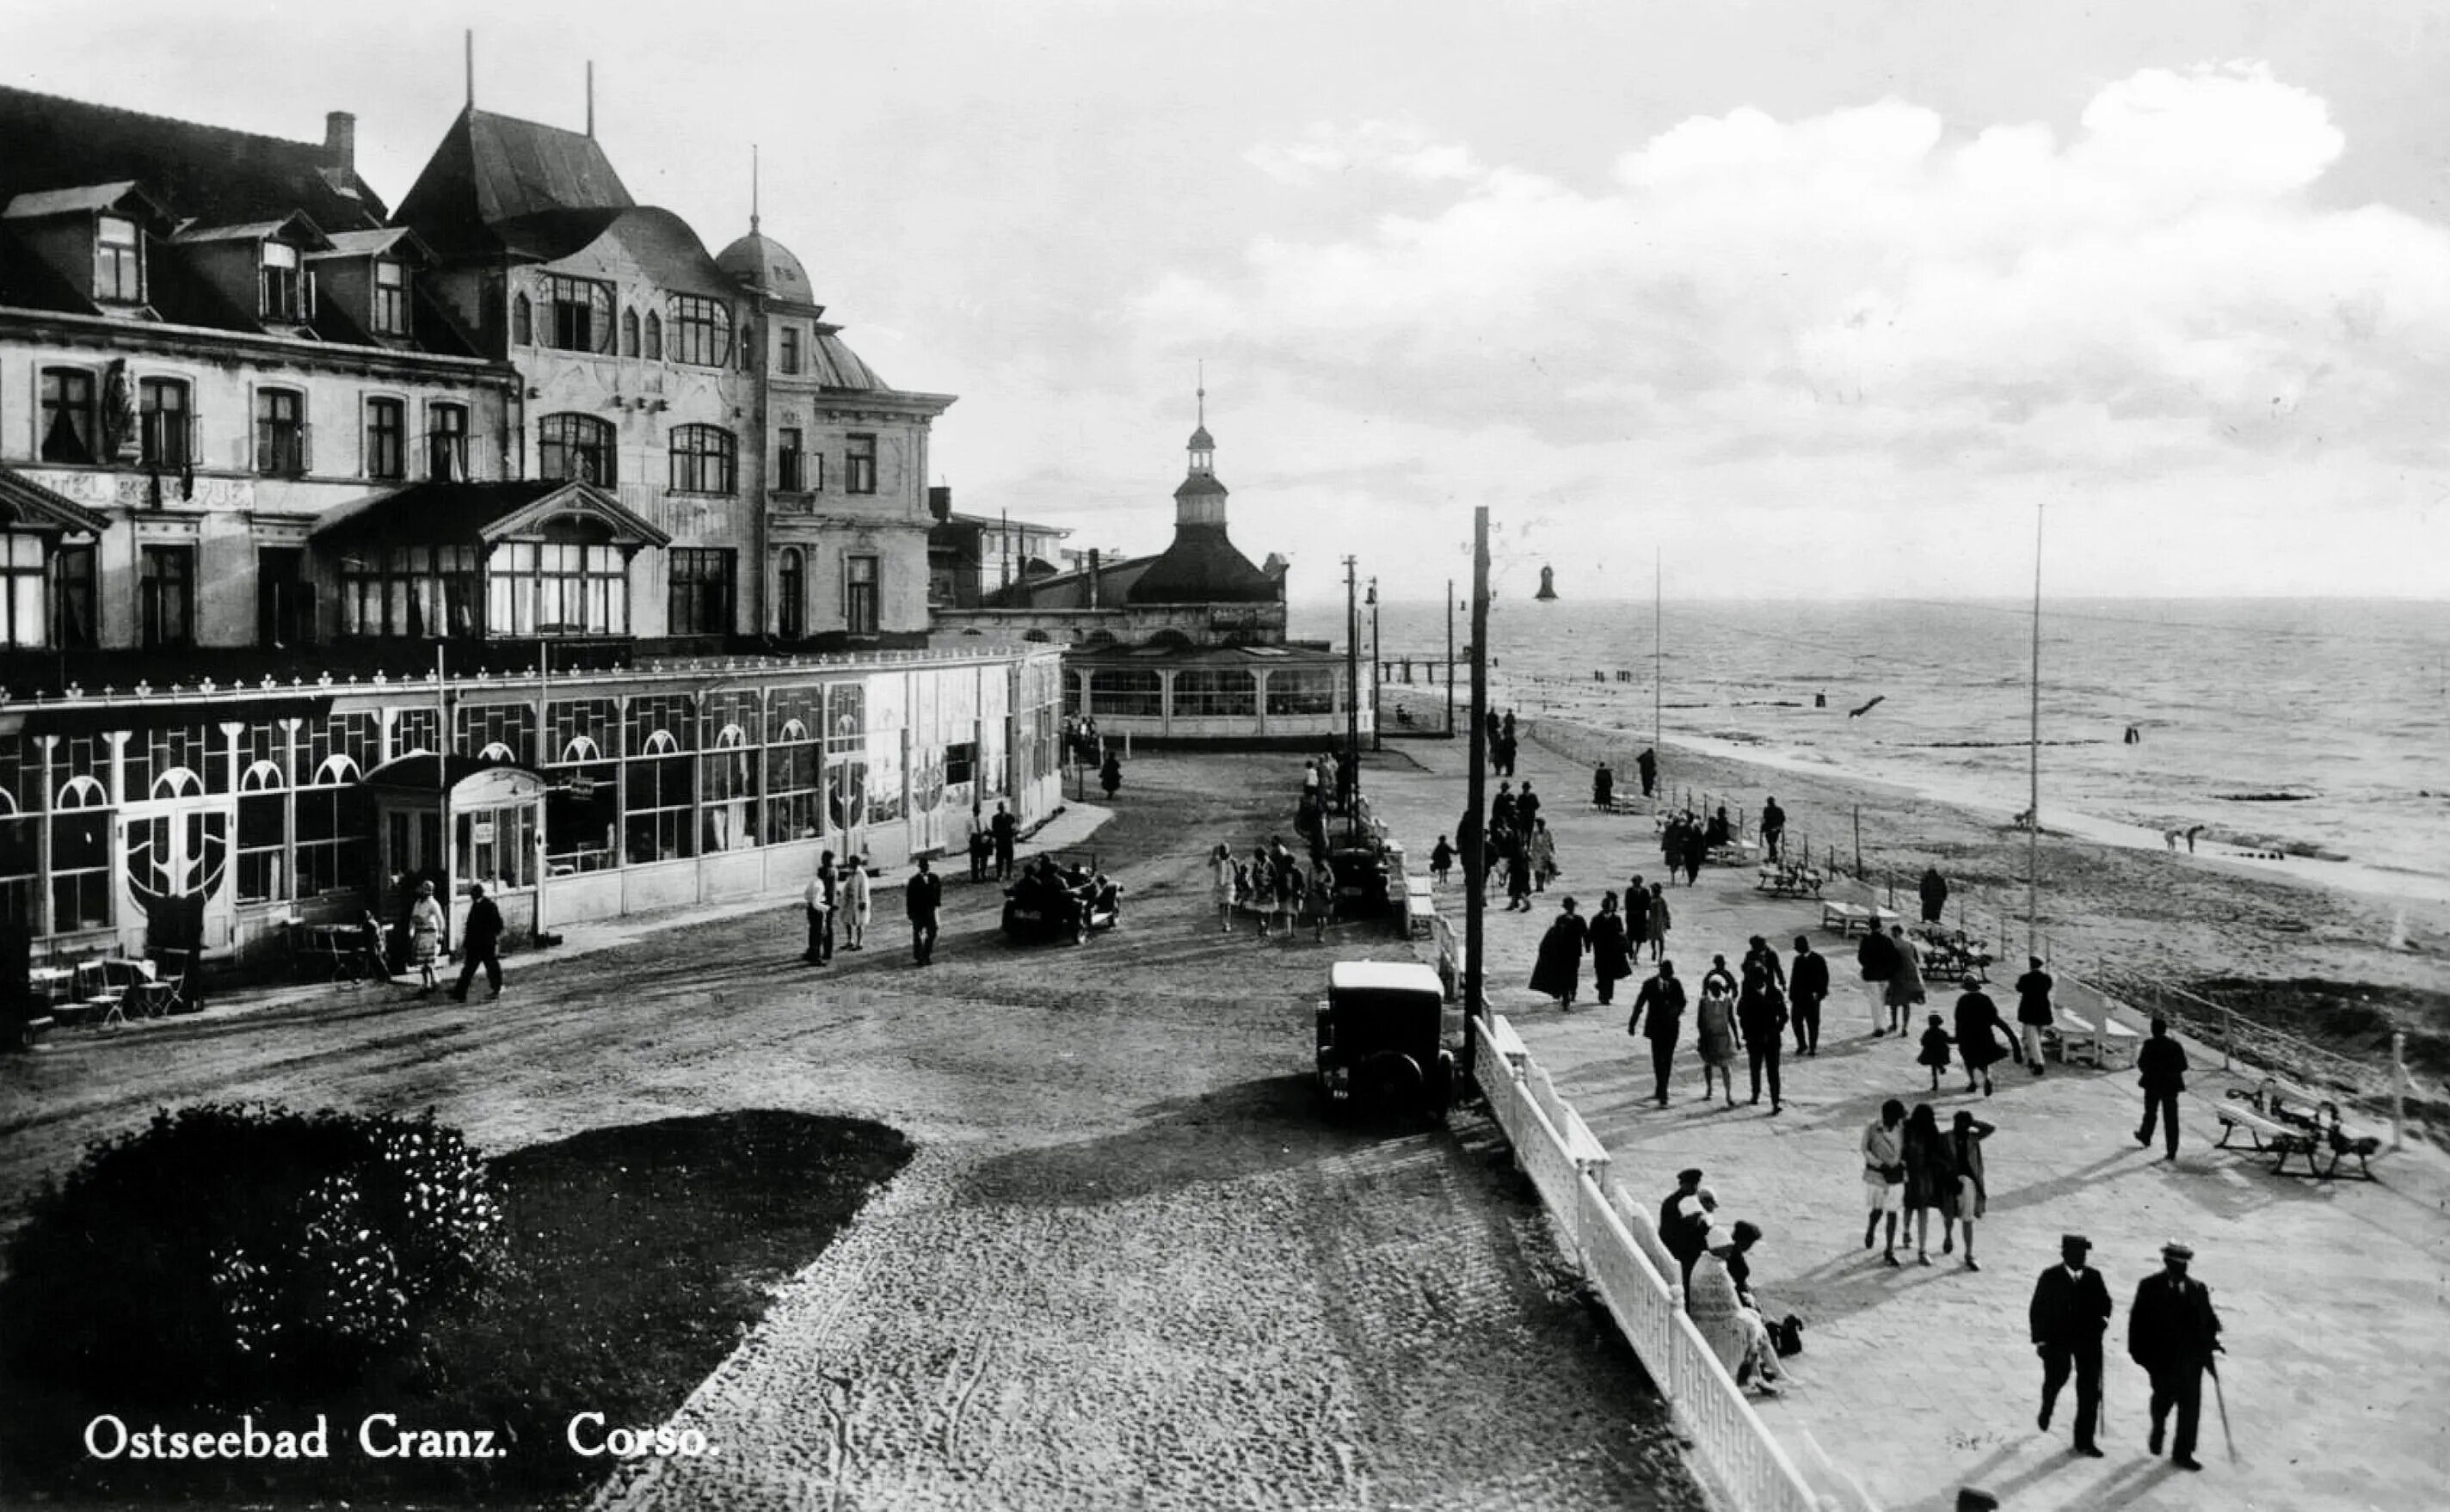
1000;851;1121;946
1315;960;1455;1119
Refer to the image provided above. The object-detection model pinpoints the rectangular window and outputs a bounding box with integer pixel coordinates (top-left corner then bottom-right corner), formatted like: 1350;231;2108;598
339;544;480;638
372;260;407;335
777;427;806;491
257;547;312;648
139;544;194;649
237;784;285;904
51;544;95;649
39;368;96;464
295;781;372;897
259;241;305;322
427;403;469;481
846;433;877;494
255;389;307;475
779;326;801;374
365;396;405;480
844;553;879;636
95;215;143;303
667;296;733;366
139;378;192;469
0;534;47;648
667;548;736;636
545;274;613;353
485;540;627;637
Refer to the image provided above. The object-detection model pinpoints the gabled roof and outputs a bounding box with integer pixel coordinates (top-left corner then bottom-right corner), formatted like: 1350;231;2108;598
171;212;332;250
3;180;172;224
394;108;635;259
0;466;113;535
311;480;671;552
317;226;434;262
0;85;386;231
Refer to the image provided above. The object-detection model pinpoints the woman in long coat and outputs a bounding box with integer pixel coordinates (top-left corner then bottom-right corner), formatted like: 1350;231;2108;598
1588;891;1634;1005
1528;896;1590;1009
1901;1102;1957;1266
1952;979;2016;1096
1882;926;1927;1028
1646;882;1671;962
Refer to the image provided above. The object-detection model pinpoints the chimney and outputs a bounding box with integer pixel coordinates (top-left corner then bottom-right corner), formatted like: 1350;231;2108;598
1086;548;1101;609
324;112;357;180
928;485;952;523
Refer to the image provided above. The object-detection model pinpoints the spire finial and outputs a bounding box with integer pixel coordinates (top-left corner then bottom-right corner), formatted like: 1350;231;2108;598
1197;359;1205;427
751;144;760;233
465;29;475;108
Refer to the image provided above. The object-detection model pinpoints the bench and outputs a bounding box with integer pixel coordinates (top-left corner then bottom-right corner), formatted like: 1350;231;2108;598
9;1010;54;1050
1403;876;1437;940
2219;1089;2385;1179
2047;1012;2137;1070
1757;863;1825;899
1821;901;1872;936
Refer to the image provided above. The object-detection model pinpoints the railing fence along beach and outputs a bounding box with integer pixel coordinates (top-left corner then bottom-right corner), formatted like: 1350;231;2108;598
1471;1011;1866;1512
1511;715;2424;1135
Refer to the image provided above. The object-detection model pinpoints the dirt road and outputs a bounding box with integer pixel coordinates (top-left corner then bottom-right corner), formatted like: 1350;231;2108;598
3;754;1706;1512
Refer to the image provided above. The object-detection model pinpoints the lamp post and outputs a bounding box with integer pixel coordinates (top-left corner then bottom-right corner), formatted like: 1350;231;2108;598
1367;577;1381;753
1445;575;1456;737
1462;507;1490;1081
1343;556;1360;843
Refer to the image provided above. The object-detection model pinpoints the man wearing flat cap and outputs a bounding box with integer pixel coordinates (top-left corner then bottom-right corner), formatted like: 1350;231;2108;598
2128;1240;2223;1471
1658;1167;1716;1293
2028;1233;2112;1455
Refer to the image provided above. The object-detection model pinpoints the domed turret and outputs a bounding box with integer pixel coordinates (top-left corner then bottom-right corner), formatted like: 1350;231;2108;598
716;229;812;302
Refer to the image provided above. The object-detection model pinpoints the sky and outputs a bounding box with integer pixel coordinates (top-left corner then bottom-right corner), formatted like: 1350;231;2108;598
9;0;2450;602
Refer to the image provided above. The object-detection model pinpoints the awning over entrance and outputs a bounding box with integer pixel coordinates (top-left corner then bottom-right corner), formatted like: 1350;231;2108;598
0;464;112;535
364;754;550;805
310;480;671;552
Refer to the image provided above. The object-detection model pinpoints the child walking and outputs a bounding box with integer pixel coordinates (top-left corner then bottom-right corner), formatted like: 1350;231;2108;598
1917;1013;1954;1092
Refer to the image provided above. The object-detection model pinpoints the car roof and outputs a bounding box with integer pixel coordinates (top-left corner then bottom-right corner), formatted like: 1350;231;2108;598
1328;961;1443;995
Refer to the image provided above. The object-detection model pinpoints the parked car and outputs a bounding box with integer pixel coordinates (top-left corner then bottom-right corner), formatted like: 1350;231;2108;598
1315;960;1453;1119
1000;852;1121;946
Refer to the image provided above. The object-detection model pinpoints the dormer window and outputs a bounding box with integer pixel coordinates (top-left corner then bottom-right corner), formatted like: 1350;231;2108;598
95;216;143;303
372;260;408;335
260;242;308;323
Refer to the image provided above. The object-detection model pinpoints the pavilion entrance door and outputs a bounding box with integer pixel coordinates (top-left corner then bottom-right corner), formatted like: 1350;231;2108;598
117;777;235;955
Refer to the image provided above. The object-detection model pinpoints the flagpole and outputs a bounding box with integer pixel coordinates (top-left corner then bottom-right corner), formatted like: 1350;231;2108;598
2028;502;2043;956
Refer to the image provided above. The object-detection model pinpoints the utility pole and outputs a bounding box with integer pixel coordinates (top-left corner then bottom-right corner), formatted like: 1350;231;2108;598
1444;575;1456;737
1368;577;1382;753
1462;508;1490;1081
1343;556;1360;843
2028;501;2044;957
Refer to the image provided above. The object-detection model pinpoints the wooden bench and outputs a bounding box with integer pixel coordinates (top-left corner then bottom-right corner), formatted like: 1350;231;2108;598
2219;1089;2385;1180
1757;863;1825;899
1821;901;1872;936
2047;1012;2137;1070
1402;876;1437;940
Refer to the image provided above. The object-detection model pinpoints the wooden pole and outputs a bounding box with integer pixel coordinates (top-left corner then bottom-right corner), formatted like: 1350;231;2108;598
2028;501;2044;957
1463;507;1491;1079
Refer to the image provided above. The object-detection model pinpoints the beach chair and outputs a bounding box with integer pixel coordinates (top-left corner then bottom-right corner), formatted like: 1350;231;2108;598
1821;900;1872;936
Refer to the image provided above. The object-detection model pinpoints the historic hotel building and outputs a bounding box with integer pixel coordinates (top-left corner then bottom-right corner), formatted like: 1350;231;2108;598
0;85;1056;968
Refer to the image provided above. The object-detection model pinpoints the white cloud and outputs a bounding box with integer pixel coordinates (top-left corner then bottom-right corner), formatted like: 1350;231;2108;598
1246;118;1484;184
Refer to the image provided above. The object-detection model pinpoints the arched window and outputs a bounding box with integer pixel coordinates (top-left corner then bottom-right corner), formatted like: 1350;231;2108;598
777;547;805;639
668;424;736;495
477;742;515;765
621;307;640;358
642;728;680;756
241;759;284;791
56;775;107;809
150;767;203;801
643;310;662;360
310;754;359;786
561;735;600;763
538;413;617;485
511;292;532;346
666;296;732;366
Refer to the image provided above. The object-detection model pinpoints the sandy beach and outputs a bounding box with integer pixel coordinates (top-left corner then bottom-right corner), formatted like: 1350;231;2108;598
1388;685;2450;1097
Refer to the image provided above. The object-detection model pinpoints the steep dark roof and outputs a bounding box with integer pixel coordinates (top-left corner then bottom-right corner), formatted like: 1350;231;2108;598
1127;524;1279;605
0;85;386;231
312;480;669;551
394;108;634;259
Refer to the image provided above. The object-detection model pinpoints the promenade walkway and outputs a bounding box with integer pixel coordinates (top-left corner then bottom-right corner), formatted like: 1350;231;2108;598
1360;733;2450;1512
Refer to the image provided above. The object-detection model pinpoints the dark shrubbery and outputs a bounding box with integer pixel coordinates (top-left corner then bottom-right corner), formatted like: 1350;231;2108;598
3;1102;503;1403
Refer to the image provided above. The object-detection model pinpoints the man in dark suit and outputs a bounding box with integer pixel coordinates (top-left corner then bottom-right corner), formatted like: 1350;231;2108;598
2136;1016;2190;1159
448;882;504;1002
2028;1233;2113;1456
2129;1240;2222;1471
989;803;1017;882
1788;935;1829;1055
907;856;943;965
1627;961;1687;1106
1656;1167;1716;1293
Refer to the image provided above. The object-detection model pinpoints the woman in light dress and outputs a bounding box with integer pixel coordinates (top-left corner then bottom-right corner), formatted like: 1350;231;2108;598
841;855;873;951
1211;844;1237;934
408;879;446;996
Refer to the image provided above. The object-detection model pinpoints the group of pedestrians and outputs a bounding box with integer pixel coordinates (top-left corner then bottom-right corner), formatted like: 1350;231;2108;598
1859;1097;1997;1269
1212;837;1338;941
2028;1234;2225;1471
1608;932;1832;1113
965;802;1020;884
1657;1167;1788;1396
803;851;941;966
1473;779;1556;911
1483;709;1520;777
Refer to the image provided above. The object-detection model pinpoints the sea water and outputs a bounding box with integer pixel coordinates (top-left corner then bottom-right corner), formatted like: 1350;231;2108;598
1297;598;2450;894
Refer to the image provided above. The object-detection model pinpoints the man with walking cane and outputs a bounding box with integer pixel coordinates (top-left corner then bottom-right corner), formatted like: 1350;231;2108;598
2028;1233;2111;1456
2127;1239;2224;1472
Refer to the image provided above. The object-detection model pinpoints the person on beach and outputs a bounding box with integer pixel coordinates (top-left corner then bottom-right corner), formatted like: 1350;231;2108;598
2129;1241;2222;1471
2185;824;2203;854
1696;964;1740;1106
1789;935;1828;1055
1646;882;1671;962
1211;844;1238;934
2030;1233;2112;1456
907;856;942;965
1590;892;1635;1006
1529;896;1590;1009
1947;1111;1995;1271
2015;956;2055;1073
841;854;872;951
1954;977;2018;1095
1856;921;1899;1033
1862;1098;1908;1265
1527;817;1557;893
1628;960;1687;1105
1917;1012;1954;1091
1637;746;1658;798
1739;963;1788;1113
1760;796;1786;861
1901;1102;1957;1266
1919;865;1949;926
1883;924;1927;1034
1593;764;1615;810
1690;1220;1784;1396
1430;834;1455;889
1658;1167;1716;1292
2136;1017;2189;1160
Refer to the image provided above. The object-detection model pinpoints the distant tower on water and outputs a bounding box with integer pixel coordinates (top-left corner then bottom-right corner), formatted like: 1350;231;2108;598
1536;564;1558;600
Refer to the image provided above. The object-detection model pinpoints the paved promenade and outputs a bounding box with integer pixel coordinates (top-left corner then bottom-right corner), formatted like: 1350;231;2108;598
1361;733;2450;1512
